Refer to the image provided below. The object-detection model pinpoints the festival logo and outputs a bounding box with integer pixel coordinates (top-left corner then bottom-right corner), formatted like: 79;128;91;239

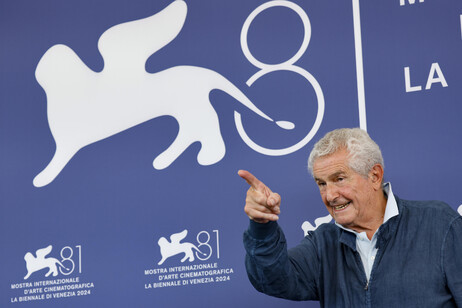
10;244;94;304
33;0;324;187
145;228;234;290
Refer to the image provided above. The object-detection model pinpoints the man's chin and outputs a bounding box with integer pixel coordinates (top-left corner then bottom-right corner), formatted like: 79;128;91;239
333;213;353;227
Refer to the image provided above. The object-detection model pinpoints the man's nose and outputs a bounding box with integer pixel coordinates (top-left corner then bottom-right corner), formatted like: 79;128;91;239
325;184;339;203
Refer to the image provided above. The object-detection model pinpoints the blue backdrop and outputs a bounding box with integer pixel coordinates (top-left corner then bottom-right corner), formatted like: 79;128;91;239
1;0;461;307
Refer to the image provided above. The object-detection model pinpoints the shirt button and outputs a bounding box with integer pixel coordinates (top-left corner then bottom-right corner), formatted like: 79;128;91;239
371;256;375;261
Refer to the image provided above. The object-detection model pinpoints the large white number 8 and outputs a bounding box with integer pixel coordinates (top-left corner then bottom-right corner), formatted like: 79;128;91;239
59;246;75;275
236;0;325;156
195;231;212;261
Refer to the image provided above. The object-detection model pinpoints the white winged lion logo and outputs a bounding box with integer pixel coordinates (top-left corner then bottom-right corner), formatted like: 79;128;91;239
23;245;68;279
33;0;293;187
157;230;206;265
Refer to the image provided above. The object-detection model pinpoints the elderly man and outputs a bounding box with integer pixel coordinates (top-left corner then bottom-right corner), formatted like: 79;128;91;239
239;128;462;307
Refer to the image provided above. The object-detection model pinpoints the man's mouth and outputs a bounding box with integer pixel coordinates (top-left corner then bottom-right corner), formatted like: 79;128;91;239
333;201;350;211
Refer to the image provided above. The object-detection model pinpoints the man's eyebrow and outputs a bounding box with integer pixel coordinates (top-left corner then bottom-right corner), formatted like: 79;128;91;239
330;171;345;178
316;172;346;182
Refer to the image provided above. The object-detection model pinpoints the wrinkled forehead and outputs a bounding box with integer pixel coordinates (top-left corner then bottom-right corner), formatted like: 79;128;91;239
312;149;352;176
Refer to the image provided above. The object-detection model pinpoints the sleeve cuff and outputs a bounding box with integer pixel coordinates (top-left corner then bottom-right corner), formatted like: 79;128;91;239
247;220;279;240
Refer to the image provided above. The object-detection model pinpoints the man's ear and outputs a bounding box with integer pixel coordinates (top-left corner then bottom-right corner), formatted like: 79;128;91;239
369;164;384;190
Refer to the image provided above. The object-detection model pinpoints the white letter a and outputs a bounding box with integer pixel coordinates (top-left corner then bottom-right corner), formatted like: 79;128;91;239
425;63;448;90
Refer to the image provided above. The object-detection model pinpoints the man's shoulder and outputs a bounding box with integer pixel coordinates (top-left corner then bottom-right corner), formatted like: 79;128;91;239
397;197;459;221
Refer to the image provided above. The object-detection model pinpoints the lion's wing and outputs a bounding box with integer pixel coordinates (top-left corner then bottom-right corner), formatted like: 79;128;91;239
97;0;187;73
35;245;53;259
170;229;188;244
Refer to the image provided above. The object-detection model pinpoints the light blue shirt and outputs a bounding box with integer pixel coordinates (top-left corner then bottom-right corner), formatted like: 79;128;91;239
335;182;399;281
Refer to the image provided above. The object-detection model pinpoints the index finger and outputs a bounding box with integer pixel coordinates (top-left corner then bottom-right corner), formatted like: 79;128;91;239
238;170;265;192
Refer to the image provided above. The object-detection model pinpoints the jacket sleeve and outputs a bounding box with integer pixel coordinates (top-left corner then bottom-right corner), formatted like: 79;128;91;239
243;220;320;301
443;216;462;307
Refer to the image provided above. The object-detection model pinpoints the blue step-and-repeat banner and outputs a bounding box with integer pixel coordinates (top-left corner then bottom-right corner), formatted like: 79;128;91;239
1;0;462;307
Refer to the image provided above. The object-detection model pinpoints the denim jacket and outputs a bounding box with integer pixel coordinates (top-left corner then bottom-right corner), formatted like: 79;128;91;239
243;196;462;307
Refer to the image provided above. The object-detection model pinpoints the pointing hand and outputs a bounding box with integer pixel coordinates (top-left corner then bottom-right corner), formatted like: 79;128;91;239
238;170;281;223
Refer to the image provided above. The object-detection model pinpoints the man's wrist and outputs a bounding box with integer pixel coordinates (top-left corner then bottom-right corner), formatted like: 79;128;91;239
247;220;278;240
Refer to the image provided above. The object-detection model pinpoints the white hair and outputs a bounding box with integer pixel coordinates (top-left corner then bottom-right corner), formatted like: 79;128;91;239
308;128;384;177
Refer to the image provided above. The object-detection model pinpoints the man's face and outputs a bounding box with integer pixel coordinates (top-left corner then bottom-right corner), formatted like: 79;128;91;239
312;149;377;231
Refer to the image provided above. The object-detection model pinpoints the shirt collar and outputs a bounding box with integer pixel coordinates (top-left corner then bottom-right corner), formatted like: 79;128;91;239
382;182;399;224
